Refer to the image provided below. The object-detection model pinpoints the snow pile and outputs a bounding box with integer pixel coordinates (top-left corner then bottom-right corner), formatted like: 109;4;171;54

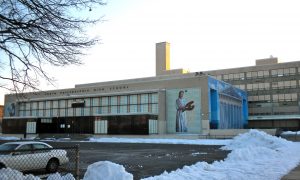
0;168;75;180
47;173;75;180
89;137;230;145
0;136;20;140
222;129;292;150
83;161;133;180
0;168;39;180
143;129;300;180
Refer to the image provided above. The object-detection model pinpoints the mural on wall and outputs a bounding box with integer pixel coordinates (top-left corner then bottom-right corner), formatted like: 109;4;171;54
167;88;201;134
6;103;16;117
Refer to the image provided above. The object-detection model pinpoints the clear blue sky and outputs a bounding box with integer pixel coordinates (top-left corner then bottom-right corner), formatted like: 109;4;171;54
2;0;300;104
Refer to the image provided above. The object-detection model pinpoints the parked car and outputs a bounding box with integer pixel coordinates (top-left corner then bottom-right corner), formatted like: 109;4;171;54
0;141;69;173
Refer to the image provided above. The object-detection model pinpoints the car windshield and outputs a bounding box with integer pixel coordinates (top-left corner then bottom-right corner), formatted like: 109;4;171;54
0;144;19;152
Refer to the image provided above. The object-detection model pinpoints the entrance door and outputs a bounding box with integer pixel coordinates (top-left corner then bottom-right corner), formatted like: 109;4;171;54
94;120;108;134
26;122;36;134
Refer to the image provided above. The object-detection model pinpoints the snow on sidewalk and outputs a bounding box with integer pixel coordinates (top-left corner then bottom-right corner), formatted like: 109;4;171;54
142;129;300;180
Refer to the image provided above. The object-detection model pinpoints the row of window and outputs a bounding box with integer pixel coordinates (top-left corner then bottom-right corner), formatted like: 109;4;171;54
248;93;298;102
19;93;159;111
19;104;159;117
234;80;298;91
215;67;298;81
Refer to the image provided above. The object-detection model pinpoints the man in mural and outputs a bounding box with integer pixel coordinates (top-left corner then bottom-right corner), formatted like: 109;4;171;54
176;90;195;132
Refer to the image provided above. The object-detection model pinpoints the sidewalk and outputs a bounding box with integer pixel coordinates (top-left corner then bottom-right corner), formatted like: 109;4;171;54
282;164;300;180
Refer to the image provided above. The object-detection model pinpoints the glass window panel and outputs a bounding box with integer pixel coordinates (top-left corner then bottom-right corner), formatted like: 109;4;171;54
84;108;90;116
25;103;30;110
130;95;138;104
92;107;99;114
278;69;283;76
52;109;58;117
246;72;251;78
120;96;128;105
284;68;290;75
111;106;118;114
251;71;257;77
75;108;82;116
85;98;90;107
141;94;148;104
38;109;43;116
229;74;234;79
130;105;138;113
111;96;118;105
101;97;109;106
151;93;158;103
45;109;51;117
45;101;51;109
291;80;297;87
265;95;271;101
101;107;108;114
25;110;30;117
240;84;245;90
60;100;66;108
59;109;66;117
32;102;37;109
67;100;73;108
279;94;284;101
285;94;291;101
19;102;26;111
31;110;37;116
292;93;298;101
92;98;99;106
290;68;296;74
258;71;263;77
239;73;245;79
265;83;270;89
67;108;73;116
223;74;229;80
52;101;58;108
253;96;259;101
284;81;290;87
271;69;277;76
264;71;269;76
141;104;148;112
120;105;127;113
258;95;264;101
216;75;222;80
258;83;264;89
273;94;278;102
253;83;258;90
152;104;158;113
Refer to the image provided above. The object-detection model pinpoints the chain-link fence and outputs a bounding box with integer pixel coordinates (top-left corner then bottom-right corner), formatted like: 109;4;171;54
0;143;79;180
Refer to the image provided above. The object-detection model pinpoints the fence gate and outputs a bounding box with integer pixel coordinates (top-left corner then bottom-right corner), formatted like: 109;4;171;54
94;120;108;134
26;121;36;134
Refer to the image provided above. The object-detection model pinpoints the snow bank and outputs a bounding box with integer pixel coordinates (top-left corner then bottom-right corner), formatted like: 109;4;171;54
0;168;75;180
88;137;231;145
0;136;20;140
47;173;75;180
142;129;300;180
83;161;133;180
0;168;39;180
222;129;292;150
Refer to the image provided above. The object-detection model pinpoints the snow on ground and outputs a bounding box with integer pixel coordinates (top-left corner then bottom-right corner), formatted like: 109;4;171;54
0;136;20;140
0;168;75;180
142;129;300;180
88;137;231;145
83;161;133;180
281;131;300;135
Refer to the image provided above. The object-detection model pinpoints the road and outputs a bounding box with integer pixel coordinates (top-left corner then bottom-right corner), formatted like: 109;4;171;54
46;141;229;180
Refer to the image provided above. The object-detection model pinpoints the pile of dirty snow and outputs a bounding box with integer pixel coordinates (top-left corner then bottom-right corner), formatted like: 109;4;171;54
0;136;20;140
83;161;133;180
143;129;300;180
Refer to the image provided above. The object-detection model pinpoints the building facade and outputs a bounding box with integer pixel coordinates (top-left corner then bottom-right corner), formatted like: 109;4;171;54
205;58;300;130
2;42;248;135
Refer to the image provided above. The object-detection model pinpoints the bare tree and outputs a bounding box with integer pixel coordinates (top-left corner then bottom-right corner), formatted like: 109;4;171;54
0;0;105;93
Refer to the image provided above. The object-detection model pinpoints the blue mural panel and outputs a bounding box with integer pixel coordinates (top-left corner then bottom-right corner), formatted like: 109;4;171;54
208;77;248;129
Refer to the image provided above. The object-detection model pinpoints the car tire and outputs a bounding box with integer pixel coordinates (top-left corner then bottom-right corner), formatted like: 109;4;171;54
0;163;6;169
46;158;59;173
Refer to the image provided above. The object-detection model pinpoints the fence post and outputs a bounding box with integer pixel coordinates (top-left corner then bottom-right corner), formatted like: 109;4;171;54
75;144;80;180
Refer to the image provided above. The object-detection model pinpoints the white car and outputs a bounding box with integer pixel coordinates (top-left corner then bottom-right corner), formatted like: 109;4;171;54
0;141;69;173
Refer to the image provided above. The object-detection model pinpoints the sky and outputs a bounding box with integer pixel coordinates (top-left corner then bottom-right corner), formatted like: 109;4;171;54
2;0;300;105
